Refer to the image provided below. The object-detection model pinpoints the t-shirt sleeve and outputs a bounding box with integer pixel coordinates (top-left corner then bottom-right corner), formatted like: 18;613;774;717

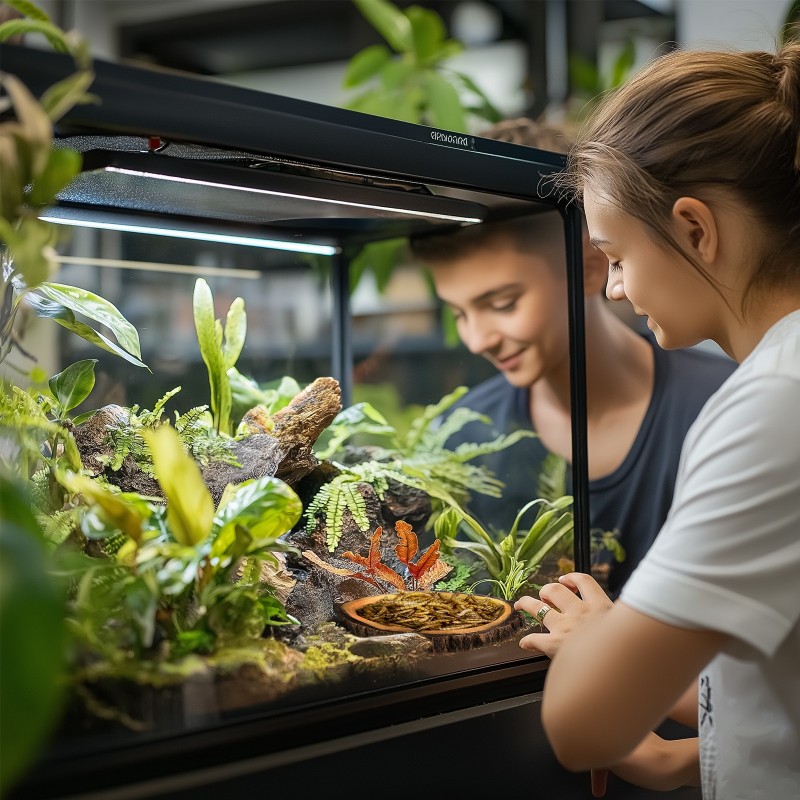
622;374;800;658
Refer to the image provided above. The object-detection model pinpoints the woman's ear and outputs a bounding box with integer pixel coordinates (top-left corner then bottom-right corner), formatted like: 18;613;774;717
581;229;610;295
672;197;718;264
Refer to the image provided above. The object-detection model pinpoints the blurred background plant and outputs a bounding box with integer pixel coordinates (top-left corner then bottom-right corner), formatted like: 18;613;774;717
0;0;145;376
343;0;502;131
566;36;635;125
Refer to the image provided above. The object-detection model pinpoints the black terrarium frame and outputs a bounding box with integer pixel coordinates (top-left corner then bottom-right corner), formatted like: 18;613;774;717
3;43;589;798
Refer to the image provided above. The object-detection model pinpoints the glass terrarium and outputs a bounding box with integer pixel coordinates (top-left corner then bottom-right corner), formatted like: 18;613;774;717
1;42;620;800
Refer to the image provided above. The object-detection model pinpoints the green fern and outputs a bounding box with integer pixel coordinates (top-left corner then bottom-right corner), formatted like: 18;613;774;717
434;560;478;592
0;384;62;464
304;473;370;551
97;389;181;476
174;406;239;468
37;507;80;548
95;389;238;477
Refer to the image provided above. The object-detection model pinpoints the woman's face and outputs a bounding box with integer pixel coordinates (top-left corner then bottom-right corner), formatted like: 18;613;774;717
430;239;570;388
583;187;713;350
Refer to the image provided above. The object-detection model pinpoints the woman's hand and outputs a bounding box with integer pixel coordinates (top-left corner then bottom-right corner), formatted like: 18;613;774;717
514;572;614;657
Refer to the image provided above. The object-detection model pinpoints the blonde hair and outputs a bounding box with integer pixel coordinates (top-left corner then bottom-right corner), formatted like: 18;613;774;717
566;44;800;303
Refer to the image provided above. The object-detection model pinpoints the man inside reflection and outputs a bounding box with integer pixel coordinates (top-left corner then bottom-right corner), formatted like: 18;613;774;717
410;118;736;599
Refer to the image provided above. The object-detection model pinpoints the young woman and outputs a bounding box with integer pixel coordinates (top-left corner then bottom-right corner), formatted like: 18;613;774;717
516;44;800;798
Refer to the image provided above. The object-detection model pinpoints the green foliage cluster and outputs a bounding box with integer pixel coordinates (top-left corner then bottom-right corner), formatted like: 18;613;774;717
307;386;535;551
94;389;239;478
435;495;575;601
0;1;145;371
58;424;303;673
0;358;94;521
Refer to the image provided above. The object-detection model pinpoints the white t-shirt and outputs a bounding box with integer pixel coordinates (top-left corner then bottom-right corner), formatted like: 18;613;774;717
621;309;800;800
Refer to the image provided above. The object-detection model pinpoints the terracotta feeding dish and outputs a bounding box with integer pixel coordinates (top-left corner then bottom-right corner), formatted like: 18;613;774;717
339;591;523;652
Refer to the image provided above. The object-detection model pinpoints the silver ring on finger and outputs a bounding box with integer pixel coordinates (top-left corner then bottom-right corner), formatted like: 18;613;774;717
535;603;552;624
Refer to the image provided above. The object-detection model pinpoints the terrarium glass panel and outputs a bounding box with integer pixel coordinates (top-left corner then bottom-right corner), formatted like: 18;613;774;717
9;208;577;761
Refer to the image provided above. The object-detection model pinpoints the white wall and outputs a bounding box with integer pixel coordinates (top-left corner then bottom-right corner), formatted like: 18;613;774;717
676;0;788;50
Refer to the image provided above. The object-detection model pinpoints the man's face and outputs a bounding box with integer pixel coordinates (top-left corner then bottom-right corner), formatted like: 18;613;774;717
430;238;570;388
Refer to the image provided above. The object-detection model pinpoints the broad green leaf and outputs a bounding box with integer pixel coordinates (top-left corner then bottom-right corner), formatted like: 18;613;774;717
422;71;467;132
519;516;574;572
69;408;96;426
444;537;502;576
35;281;142;358
429;39;463;62
212;475;302;556
0;474;66;797
407;5;447;64
144;426;214;547
24;290;148;368
379;59;416;91
48;358;96;413
343;44;391;88
517;504;573;562
354;0;413;53
27;147;82;207
262;375;302;413
388;91;424;124
332;401;390;428
221;296;246;370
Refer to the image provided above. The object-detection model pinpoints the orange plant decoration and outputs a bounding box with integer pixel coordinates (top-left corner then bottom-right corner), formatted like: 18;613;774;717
303;520;452;592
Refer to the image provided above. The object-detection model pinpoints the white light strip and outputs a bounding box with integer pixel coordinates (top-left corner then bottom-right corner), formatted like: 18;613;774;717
40;215;339;256
56;255;262;280
104;166;483;224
